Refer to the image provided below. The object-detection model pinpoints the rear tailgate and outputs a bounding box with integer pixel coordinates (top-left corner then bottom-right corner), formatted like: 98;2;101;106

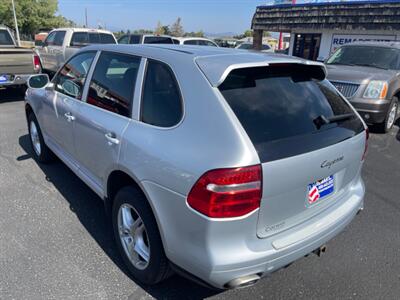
0;48;35;74
258;132;364;238
218;63;366;239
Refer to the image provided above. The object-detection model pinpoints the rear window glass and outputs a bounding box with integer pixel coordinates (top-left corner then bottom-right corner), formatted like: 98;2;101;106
130;35;141;44
0;30;14;45
71;32;116;46
143;36;173;44
219;65;364;162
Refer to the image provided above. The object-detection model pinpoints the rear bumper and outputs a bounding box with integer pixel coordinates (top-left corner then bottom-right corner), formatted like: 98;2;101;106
0;73;36;87
349;97;391;124
142;176;365;289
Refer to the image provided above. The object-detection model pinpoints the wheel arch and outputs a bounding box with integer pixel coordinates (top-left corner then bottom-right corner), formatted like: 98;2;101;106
105;169;167;248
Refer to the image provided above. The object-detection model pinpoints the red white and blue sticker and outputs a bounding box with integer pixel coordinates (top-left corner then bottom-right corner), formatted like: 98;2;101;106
307;175;334;204
0;75;7;83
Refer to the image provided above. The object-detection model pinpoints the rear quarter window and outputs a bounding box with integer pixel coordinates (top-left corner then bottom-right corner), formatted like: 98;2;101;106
219;65;364;162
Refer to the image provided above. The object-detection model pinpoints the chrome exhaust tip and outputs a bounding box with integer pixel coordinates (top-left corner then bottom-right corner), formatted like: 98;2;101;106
313;245;327;257
224;274;261;289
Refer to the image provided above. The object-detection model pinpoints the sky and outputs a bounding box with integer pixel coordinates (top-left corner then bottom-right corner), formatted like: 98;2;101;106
58;0;269;34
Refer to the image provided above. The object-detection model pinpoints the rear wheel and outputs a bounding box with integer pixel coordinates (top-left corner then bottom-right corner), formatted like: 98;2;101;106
379;97;398;133
112;186;171;285
27;113;53;163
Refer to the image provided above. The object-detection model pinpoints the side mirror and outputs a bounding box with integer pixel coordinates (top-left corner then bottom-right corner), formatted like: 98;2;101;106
27;74;50;89
61;80;80;98
35;40;44;47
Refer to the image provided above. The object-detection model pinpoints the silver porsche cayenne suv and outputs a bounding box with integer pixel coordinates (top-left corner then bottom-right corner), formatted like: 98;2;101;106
25;44;368;289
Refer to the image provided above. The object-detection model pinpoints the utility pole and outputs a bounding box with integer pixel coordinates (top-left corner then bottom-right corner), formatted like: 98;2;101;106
85;8;88;28
11;0;20;46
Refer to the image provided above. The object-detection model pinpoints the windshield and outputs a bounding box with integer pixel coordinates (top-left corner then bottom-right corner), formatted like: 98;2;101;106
0;29;14;45
327;46;400;70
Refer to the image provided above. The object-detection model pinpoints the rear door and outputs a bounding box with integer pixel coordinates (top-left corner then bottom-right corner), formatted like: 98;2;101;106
73;51;142;188
218;64;366;238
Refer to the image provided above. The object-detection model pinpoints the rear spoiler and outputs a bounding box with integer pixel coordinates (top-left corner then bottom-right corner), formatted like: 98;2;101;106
195;54;327;87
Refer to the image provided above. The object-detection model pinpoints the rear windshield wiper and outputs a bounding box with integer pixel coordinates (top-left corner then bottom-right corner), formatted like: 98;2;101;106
313;113;355;129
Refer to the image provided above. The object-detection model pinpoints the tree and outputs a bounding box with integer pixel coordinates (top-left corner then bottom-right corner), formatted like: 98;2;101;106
162;25;170;36
170;17;184;37
184;30;205;38
0;0;74;38
154;21;165;35
133;29;153;35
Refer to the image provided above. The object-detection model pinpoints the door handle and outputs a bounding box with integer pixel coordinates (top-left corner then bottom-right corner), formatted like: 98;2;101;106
105;133;120;146
64;112;75;122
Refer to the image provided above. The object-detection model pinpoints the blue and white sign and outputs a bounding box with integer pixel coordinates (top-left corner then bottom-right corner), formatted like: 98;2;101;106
0;75;7;83
330;34;397;54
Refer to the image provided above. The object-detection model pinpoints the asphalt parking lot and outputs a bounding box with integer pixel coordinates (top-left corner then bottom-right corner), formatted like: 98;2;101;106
0;88;400;300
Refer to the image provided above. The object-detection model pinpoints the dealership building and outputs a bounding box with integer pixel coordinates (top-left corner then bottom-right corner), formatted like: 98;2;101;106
252;0;400;61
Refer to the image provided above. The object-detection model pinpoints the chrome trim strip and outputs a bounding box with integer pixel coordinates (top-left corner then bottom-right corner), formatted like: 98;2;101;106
206;181;261;193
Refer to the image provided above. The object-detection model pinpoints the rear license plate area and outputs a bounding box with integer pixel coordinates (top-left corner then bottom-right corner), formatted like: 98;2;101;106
307;175;334;205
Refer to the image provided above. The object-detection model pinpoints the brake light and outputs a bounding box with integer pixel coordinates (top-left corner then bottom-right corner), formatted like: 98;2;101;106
187;165;262;218
33;55;41;71
362;128;369;161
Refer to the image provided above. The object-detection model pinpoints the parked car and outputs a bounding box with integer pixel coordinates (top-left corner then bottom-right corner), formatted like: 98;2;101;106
25;44;367;290
118;34;173;45
175;37;218;47
235;42;274;53
0;25;41;90
326;42;400;132
36;28;117;74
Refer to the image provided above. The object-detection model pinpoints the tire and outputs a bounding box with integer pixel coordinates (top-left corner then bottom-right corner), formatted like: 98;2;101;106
379;97;398;133
27;113;53;163
112;186;171;285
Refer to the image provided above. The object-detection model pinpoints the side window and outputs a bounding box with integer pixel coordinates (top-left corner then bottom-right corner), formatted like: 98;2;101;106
87;52;140;117
54;52;96;100
184;40;198;45
71;32;88;46
141;60;183;127
54;31;66;46
99;33;116;44
205;41;217;47
129;35;141;44
45;32;56;46
118;35;129;44
88;33;100;44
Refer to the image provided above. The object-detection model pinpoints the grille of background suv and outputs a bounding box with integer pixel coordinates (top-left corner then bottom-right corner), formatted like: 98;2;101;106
330;81;360;98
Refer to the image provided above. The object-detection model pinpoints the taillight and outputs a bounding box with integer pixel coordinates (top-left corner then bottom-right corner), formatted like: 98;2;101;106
362;127;369;161
33;55;41;71
187;165;262;218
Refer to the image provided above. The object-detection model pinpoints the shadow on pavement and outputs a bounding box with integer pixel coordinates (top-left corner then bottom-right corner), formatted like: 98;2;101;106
18;134;220;300
0;87;26;103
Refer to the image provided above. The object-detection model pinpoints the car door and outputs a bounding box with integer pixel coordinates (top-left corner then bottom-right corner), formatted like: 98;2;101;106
39;31;56;70
73;51;142;188
49;30;66;72
44;51;97;159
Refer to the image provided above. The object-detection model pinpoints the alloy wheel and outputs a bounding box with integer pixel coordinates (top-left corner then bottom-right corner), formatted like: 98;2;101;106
30;121;41;156
117;204;150;270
